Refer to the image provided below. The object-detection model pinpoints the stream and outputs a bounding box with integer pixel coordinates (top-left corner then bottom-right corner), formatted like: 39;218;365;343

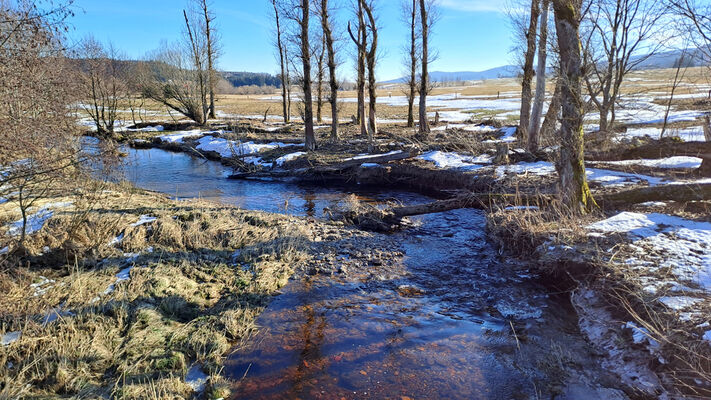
101;142;628;400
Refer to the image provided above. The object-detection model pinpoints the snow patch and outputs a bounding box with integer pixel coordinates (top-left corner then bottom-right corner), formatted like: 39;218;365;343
186;363;209;393
275;152;307;167
417;151;491;171
1;331;21;346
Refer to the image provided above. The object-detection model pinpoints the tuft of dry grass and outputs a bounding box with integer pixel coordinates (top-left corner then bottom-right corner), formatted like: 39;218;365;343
0;182;314;398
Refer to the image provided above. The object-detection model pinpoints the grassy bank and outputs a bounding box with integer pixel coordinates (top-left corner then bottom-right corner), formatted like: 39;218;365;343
0;182;319;399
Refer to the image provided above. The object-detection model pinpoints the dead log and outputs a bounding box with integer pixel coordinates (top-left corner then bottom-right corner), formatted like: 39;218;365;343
586;141;711;162
228;151;416;179
341;192;547;231
310;151;416;173
599;183;711;208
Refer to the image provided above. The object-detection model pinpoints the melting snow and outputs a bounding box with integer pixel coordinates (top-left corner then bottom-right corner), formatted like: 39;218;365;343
186;363;209;393
131;215;157;227
592;156;703;169
1;331;21;346
658;296;703;310
196;136;300;158
6;202;73;236
344;150;403;161
587;212;711;292
275;152;307;167
418;151;491;171
158;130;203;143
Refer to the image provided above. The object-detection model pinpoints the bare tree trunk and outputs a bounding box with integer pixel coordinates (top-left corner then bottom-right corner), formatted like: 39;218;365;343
299;0;316;150
364;1;378;151
418;0;431;136
320;0;339;141
528;0;549;153
519;0;541;144
200;0;216;119
407;0;417;128
183;9;207;125
348;0;367;137
553;0;596;212
704;115;711;142
271;0;290;124
539;78;562;141
316;34;326;124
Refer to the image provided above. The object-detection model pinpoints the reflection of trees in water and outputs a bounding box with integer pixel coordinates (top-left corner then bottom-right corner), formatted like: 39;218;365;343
301;190;317;216
291;282;327;395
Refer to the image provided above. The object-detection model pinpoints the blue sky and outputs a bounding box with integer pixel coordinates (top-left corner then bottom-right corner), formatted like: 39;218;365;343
68;0;515;81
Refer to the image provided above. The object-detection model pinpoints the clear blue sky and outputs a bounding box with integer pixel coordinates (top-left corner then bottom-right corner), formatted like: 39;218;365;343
67;0;515;81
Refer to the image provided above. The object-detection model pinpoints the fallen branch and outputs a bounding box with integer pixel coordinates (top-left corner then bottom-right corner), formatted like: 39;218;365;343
599;183;711;208
586;141;711;162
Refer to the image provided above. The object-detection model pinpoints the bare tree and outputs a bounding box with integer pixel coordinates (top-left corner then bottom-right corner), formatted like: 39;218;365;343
77;36;128;137
519;0;541;144
553;0;596;212
271;0;291;123
316;33;326;124
318;0;339;141
197;0;218;119
0;0;81;247
403;0;418;128
582;0;668;133
528;0;551;153
348;0;368;137
140;40;207;124
417;0;437;137
363;0;379;148
294;0;317;150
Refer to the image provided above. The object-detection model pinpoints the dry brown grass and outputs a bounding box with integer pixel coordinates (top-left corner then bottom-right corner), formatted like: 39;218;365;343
0;182;314;398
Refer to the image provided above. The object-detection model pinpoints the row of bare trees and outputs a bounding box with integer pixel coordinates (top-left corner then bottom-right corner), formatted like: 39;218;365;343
267;0;438;150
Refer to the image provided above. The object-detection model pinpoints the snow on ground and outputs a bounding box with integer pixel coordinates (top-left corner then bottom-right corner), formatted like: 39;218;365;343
157;130;204;143
484;126;517;143
127;125;164;133
417;151;491;171
344;150;403;162
131;215;157;227
1;331;21;346
6;202;73;237
431;124;498;133
591;156;703;169
186;363;209;393
196;136;300;158
275;152;307;167
621;126;707;142
587;212;711;306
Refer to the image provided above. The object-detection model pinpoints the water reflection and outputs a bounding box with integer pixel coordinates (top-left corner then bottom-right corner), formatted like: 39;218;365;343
85;138;426;218
225;210;549;400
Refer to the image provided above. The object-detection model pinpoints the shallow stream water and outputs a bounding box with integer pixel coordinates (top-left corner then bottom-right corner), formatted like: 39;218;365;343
104;142;626;400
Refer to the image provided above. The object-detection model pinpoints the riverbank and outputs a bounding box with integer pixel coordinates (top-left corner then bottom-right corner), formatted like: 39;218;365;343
0;180;391;398
119;119;711;397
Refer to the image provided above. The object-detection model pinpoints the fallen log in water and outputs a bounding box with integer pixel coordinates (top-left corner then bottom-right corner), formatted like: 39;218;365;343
339;192;548;231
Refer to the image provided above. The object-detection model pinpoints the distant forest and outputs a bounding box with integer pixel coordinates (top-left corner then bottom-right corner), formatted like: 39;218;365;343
221;71;281;88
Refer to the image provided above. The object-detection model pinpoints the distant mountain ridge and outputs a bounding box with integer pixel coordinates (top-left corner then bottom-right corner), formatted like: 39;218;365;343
382;65;519;84
383;47;711;84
